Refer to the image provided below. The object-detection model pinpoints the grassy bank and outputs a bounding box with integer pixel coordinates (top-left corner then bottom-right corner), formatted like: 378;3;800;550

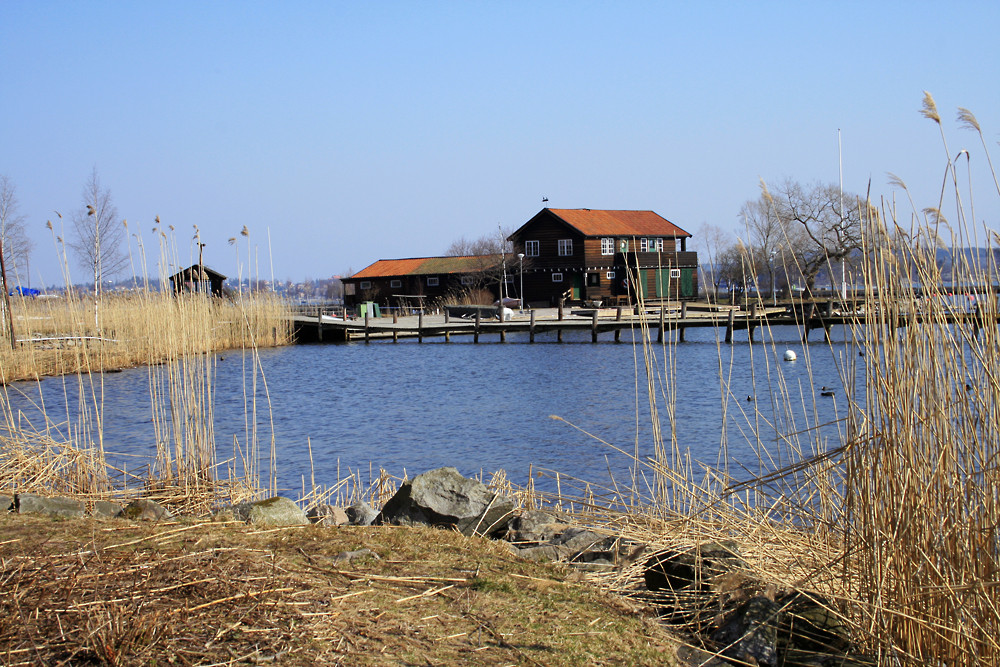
0;514;681;666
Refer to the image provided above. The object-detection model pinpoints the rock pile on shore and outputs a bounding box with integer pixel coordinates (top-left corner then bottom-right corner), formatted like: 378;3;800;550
3;467;871;666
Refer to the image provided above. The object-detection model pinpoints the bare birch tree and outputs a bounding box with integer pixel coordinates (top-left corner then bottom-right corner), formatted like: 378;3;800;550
0;174;33;286
69;168;128;293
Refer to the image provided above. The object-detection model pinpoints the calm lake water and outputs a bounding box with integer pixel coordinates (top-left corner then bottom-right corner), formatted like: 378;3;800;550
3;325;865;496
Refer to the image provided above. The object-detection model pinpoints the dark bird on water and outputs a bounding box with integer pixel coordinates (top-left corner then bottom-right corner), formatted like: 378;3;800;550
746;395;754;402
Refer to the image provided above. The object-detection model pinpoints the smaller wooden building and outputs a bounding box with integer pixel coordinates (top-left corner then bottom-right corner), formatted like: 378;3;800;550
342;255;503;310
169;265;227;297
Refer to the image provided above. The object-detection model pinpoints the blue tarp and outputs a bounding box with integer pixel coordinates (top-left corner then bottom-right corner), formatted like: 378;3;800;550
10;287;40;297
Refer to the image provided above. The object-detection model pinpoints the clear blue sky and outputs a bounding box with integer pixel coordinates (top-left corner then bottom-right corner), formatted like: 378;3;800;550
3;1;998;288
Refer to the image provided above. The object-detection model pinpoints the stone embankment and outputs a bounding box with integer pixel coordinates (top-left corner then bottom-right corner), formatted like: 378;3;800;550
4;467;871;667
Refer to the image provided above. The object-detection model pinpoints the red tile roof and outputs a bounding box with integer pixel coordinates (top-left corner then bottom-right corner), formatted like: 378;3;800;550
350;255;500;279
545;209;691;238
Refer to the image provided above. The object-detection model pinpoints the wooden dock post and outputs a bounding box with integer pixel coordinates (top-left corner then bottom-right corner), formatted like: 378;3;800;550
474;310;480;344
364;311;370;343
657;306;665;343
529;309;536;342
725;308;735;344
591;310;599;343
317;312;323;342
679;302;687;342
418;311;424;343
615;307;622;342
558;299;564;321
444;310;450;342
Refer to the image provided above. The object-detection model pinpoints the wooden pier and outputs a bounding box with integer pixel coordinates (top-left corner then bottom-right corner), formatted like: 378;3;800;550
292;302;995;344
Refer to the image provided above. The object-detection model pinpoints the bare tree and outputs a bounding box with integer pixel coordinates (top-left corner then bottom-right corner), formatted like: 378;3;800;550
695;222;738;300
739;193;794;299
444;225;515;257
744;180;869;293
0;175;32;286
443;226;520;298
69;168;128;292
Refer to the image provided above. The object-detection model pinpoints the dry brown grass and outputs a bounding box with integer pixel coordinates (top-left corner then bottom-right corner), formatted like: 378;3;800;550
0;290;292;383
0;514;682;666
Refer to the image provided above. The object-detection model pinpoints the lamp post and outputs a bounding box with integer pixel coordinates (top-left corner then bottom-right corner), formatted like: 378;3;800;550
517;253;525;313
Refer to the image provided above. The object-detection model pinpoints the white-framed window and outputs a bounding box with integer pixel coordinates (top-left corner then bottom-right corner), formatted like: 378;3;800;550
359;280;372;290
557;239;573;256
601;237;614;255
427;277;439;287
390;279;402;289
552;273;563;283
619;239;628;252
653;238;664;252
670;268;681;278
640;238;648;252
460;275;474;285
525;240;539;257
606;271;616;279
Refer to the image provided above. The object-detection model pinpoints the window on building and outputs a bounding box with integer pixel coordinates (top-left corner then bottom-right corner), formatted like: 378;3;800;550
654;238;664;252
587;273;600;287
552;273;563;283
670;268;681;278
619;239;629;252
460;275;474;285
525;240;539;256
601;237;614;255
427;277;439;287
640;238;648;252
557;239;573;256
359;280;372;290
390;279;402;289
606;271;616;279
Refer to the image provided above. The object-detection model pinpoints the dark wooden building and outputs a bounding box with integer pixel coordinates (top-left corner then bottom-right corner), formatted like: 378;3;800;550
342;255;504;310
169;265;227;297
507;208;698;305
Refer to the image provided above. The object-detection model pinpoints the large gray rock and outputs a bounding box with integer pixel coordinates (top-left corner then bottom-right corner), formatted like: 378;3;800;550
644;540;747;593
229;496;309;526
346;500;378;526
119;498;172;522
711;596;780;667
505;509;569;544
307;504;349;526
92;500;124;519
16;493;86;518
375;467;515;537
0;495;12;512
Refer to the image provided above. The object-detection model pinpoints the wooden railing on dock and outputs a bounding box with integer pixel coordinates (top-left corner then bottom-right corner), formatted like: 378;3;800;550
291;300;997;345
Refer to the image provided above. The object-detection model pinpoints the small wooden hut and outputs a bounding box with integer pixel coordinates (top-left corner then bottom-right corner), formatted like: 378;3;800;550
169;265;227;296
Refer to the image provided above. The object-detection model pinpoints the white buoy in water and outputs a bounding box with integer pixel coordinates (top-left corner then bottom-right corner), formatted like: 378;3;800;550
783;349;797;361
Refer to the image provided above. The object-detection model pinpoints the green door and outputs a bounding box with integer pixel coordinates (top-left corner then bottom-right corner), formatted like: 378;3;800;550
572;274;583;300
638;269;650;299
654;269;671;298
680;268;696;299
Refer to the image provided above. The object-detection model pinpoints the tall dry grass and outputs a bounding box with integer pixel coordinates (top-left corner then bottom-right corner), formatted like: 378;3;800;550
560;96;999;664
0;224;294;511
